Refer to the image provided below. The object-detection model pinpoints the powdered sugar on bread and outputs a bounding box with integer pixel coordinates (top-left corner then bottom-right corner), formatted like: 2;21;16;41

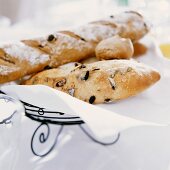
73;24;118;42
2;42;49;65
0;65;19;75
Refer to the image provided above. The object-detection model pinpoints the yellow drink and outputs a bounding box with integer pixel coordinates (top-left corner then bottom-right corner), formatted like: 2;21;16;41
159;43;170;59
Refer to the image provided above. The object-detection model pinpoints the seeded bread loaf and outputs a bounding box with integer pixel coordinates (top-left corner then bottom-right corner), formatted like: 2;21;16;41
24;60;160;104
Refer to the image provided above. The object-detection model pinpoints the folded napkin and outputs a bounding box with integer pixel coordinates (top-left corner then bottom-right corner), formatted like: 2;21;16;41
1;85;163;139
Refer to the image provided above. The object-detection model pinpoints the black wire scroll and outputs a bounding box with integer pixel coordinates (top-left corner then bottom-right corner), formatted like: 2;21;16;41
0;91;120;157
23;100;120;157
31;123;63;157
23;101;84;125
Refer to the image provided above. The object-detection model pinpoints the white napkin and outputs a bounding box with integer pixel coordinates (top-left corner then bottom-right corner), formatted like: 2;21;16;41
1;85;162;139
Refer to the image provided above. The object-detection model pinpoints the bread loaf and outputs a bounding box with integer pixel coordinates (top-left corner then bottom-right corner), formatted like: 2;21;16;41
0;11;149;84
23;11;149;67
24;60;160;104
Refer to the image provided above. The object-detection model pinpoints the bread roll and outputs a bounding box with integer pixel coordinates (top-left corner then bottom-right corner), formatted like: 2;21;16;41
95;35;134;60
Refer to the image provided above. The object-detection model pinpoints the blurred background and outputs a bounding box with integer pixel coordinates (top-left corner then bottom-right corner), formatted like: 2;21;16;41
0;0;170;45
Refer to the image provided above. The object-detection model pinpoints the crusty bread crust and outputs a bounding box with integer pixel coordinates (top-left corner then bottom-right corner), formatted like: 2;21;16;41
24;60;160;104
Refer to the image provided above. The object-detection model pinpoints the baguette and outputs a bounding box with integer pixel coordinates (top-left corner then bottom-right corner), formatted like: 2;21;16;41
24;60;160;104
23;11;149;67
0;11;149;83
0;42;49;83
